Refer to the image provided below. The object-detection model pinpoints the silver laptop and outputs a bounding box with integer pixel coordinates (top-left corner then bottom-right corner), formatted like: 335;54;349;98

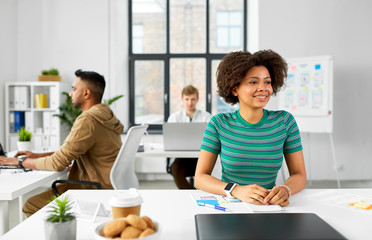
163;122;207;151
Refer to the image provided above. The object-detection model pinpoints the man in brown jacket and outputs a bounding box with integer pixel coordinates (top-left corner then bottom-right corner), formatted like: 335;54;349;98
0;69;124;216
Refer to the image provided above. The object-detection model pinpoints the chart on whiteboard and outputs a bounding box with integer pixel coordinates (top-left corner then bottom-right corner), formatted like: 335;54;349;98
279;56;332;117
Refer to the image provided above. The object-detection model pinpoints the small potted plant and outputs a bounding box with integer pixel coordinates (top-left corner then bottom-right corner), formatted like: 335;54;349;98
45;196;76;240
17;127;32;151
38;68;61;81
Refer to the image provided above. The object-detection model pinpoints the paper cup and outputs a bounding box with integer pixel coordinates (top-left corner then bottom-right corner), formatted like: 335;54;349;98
110;188;143;218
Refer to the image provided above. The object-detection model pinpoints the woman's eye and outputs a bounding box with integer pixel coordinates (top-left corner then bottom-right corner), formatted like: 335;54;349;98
266;81;272;85
250;81;257;85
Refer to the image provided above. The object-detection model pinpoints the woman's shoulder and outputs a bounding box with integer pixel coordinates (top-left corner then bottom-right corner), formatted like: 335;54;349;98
212;111;237;120
266;109;294;119
209;111;239;127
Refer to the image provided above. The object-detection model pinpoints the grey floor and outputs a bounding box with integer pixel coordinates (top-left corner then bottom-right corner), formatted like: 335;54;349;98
138;179;372;189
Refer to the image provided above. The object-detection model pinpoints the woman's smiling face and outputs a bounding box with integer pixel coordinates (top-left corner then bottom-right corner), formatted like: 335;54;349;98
232;65;273;110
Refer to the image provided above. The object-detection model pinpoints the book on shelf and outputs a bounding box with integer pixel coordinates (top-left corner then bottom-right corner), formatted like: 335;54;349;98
14;86;29;109
14;111;25;132
9;112;15;132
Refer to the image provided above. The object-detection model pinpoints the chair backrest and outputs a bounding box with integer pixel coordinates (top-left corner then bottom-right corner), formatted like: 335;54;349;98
110;124;148;190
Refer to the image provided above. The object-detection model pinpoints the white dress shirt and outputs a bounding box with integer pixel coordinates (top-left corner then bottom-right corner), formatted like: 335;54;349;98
167;109;212;123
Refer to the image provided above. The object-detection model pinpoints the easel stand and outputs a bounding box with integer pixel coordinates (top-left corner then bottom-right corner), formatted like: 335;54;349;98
306;132;341;188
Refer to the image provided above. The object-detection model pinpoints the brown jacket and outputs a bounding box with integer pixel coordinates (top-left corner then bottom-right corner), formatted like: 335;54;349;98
36;104;124;189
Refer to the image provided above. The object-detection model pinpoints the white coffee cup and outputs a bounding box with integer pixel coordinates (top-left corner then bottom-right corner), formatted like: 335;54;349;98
109;188;143;218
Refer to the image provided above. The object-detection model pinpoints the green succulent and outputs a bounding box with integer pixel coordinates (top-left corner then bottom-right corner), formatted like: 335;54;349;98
47;196;75;223
48;68;59;75
41;68;59;76
18;127;32;141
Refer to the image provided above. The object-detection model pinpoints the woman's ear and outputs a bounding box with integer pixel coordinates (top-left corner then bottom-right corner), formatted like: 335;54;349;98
232;87;238;96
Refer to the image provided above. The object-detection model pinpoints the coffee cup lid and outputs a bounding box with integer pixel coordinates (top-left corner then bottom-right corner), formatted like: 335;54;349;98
109;188;143;207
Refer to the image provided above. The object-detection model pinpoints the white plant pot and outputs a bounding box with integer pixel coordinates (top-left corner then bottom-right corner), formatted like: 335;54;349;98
17;141;32;151
44;218;76;240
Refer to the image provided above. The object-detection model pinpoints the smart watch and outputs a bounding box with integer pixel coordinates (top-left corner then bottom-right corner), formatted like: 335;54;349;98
224;182;237;198
18;155;26;168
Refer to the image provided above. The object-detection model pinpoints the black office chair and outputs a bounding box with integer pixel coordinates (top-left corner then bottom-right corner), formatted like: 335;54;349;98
52;179;102;197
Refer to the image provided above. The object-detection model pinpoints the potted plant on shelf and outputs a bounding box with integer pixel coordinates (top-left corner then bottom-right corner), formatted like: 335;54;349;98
17;127;32;151
45;196;76;240
38;68;61;81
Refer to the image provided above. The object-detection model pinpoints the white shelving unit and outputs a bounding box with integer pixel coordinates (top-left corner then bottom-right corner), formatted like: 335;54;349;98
5;82;70;152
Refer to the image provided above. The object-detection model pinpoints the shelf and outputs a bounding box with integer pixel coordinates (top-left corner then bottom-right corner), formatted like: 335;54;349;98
5;82;70;152
8;108;32;112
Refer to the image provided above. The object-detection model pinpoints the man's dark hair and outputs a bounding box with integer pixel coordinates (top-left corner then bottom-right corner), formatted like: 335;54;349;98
216;50;288;105
75;69;106;102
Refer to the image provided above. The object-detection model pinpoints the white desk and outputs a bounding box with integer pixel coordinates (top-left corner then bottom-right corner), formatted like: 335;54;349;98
0;170;66;235
2;189;372;240
136;148;200;158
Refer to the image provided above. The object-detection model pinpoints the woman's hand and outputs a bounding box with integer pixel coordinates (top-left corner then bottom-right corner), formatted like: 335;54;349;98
263;185;290;207
232;184;270;205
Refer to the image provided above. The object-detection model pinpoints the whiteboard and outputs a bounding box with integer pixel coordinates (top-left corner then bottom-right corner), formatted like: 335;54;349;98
278;56;333;133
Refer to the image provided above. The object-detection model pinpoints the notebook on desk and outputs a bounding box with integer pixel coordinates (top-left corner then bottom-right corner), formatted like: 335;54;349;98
163;122;207;151
195;213;346;240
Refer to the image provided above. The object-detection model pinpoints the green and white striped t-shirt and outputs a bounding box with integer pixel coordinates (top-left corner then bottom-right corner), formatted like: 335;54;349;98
201;109;303;189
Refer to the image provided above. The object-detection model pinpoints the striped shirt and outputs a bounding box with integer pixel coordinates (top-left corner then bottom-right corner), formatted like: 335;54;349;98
200;109;303;189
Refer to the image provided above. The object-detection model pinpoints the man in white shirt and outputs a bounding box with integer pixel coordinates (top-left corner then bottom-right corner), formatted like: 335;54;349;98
167;85;212;188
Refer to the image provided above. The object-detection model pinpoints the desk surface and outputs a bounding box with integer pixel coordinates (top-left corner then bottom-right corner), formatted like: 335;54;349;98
136;148;200;158
0;170;67;235
2;188;372;240
0;170;66;200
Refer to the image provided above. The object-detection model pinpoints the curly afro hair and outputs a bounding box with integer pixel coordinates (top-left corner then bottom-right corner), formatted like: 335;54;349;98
216;50;288;105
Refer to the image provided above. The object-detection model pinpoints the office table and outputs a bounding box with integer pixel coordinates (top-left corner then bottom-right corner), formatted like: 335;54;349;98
0;170;66;235
136;148;200;158
2;188;372;240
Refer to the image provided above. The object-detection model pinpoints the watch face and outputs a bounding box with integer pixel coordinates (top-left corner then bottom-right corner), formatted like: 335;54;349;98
224;182;235;191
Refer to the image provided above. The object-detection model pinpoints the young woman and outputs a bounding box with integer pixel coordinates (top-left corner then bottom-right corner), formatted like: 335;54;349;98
195;50;306;206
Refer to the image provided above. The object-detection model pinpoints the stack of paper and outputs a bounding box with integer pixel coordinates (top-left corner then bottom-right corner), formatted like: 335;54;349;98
246;203;284;213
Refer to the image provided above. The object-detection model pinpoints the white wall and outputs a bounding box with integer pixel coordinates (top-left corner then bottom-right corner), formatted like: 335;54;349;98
1;0;371;181
0;0;17;146
259;0;372;180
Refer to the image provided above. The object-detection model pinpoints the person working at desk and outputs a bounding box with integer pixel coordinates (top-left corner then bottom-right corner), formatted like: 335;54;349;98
0;69;124;216
168;85;212;189
195;50;307;206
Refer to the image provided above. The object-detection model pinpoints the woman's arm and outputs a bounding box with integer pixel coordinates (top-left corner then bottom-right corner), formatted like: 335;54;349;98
194;150;225;194
282;150;307;194
195;150;270;205
264;150;307;206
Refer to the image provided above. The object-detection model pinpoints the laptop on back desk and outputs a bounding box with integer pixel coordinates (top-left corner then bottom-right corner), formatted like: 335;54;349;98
163;122;207;151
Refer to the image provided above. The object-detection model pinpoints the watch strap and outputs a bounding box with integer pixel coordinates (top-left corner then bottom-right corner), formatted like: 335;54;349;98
18;155;26;168
224;182;237;198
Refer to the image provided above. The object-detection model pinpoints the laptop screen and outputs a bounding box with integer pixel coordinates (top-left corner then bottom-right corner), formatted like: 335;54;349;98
163;122;207;151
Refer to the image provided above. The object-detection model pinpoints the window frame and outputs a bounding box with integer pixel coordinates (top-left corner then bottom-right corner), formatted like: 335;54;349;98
128;0;248;132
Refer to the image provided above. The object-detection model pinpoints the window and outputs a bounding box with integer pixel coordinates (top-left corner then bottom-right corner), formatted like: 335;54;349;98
216;11;243;49
129;0;247;131
132;24;144;53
